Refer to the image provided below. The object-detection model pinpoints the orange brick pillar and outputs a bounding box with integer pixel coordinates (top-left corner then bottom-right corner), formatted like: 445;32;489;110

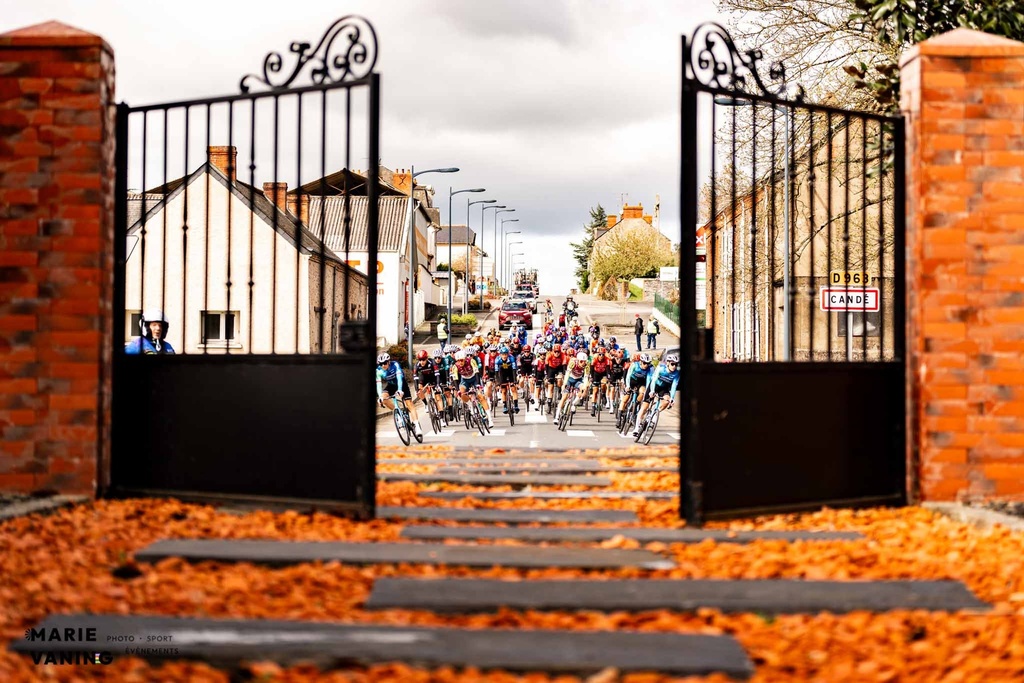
0;22;116;495
901;29;1024;502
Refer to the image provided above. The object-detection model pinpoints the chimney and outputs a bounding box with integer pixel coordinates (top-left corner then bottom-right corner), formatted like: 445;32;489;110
286;193;309;224
643;214;653;225
607;215;617;229
208;146;237;182
392;168;413;196
263;182;288;212
622;203;643;220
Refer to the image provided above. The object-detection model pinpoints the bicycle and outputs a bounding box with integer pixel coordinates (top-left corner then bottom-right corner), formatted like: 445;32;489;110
617;386;641;435
498;380;516;426
462;387;490;436
424;386;447;434
556;384;581;432
387;398;421;445
635;393;666;444
608;380;622;420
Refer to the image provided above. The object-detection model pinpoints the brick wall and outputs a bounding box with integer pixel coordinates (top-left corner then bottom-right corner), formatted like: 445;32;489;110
901;29;1024;501
0;22;116;495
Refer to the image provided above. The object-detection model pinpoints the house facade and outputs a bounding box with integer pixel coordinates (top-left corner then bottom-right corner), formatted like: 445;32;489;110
589;202;673;299
124;146;367;355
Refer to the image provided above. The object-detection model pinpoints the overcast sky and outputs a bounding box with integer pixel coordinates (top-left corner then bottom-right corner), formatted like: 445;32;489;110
5;0;723;294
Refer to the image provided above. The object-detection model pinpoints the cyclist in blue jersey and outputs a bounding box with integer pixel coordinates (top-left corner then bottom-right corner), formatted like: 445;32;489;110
633;354;679;436
618;352;654;416
492;344;520;414
376;352;423;438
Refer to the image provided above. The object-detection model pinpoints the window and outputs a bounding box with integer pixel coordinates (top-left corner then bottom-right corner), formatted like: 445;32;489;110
836;311;881;337
201;311;239;345
126;310;142;339
502;301;528;311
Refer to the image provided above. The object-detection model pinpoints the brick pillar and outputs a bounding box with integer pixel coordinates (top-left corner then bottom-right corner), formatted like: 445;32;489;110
0;22;116;495
901;29;1024;502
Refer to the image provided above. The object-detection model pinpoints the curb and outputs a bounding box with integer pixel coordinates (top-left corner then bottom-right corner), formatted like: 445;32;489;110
924;502;1024;533
0;495;89;522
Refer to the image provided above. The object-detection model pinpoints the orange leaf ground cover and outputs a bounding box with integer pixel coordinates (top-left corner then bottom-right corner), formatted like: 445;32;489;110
1;449;1023;682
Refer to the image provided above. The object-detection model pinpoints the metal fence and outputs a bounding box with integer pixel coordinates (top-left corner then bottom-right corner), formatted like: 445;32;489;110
654;293;680;325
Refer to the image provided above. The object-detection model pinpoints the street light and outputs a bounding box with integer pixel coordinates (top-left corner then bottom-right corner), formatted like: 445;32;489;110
503;229;521;291
493;209;515;295
404;166;458;371
480;204;506;309
448;187;486;328
500;220;519;292
715;91;793;361
466;198;495;314
508;240;523;284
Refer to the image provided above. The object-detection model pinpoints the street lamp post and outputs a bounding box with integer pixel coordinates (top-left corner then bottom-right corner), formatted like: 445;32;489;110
404;166;458;371
493;209;514;295
480;204;506;309
500;220;519;292
448;187;486;331
714;92;793;361
466;197;495;314
503;229;521;291
508;241;523;286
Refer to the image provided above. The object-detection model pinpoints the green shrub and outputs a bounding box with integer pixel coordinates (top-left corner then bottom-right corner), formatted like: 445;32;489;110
384;343;408;366
628;283;643;301
451;313;477;326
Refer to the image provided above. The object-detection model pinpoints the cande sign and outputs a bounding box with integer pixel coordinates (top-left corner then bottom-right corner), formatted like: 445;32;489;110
819;287;879;312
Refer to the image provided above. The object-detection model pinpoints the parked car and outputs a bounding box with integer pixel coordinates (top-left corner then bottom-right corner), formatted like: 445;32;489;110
499;300;533;330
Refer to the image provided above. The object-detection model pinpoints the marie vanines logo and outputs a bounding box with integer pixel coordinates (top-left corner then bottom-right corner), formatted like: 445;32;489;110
23;626;114;665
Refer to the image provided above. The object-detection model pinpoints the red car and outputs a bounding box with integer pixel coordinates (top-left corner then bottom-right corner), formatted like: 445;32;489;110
498;300;533;330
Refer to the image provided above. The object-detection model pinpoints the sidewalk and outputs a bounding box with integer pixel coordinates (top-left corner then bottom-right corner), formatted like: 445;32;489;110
575;293;679;354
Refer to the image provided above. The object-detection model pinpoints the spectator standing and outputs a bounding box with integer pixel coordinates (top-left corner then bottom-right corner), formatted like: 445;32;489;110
633;314;644;352
437;315;448;350
646;316;660;350
125;310;176;355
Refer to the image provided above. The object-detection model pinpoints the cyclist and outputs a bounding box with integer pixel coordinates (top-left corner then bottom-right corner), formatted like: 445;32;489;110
544;299;553;316
125;309;176;355
619;352;654;418
555;351;590;422
518;344;536;403
454;349;493;428
588;345;612;416
435;347;458;419
508;333;523;358
493;344;520;414
413;349;445;417
376;352;423;439
607;347;628;413
544;342;568;402
633;354;679;437
532;344;548;406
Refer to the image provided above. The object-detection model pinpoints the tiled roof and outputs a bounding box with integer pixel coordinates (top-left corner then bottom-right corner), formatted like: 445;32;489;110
435;225;475;245
305;195;409;254
126;192;164;230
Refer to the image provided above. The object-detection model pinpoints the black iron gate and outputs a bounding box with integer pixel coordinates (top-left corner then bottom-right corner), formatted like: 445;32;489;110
107;17;381;516
679;24;906;523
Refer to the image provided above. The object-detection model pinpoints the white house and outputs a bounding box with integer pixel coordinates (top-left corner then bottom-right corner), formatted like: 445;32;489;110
124;146;368;354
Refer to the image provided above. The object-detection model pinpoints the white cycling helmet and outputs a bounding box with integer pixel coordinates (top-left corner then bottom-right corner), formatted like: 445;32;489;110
432;348;443;358
638;353;652;363
576;351;588;361
376;352;390;364
665;354;679;364
455;350;466;360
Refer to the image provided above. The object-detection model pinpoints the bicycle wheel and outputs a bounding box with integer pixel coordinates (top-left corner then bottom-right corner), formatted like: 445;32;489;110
464;398;473;430
393;408;411;446
633;416;646;443
476;402;489;435
643;407;660;445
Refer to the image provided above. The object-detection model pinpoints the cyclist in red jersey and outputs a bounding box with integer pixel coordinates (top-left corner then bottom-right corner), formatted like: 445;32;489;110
588;345;611;416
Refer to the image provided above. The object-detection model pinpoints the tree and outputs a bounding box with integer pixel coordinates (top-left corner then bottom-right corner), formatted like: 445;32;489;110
716;0;1024;113
591;229;674;287
570;205;606;291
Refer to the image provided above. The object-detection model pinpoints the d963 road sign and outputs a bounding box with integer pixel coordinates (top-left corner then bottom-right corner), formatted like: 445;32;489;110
819;287;880;312
829;271;870;286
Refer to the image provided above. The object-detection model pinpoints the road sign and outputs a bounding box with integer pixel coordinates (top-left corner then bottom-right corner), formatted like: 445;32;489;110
829;271;870;286
660;266;679;281
819;287;879;312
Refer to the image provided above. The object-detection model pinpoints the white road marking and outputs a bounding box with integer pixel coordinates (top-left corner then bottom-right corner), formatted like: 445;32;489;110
566;430;595;437
524;414;547;423
424;430;455;439
484;429;507;437
528;440;539;448
668;433;681;440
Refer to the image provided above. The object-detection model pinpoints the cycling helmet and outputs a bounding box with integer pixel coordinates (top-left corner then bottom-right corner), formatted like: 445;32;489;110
489;343;499;352
543;342;552;351
455;350;466;360
576;351;588;361
376;352;390;364
598;338;605;346
665;354;679;364
498;345;510;354
417;349;429;360
638;353;652;364
432;348;443;358
554;343;562;352
595;345;606;353
522;344;531;352
465;333;472;340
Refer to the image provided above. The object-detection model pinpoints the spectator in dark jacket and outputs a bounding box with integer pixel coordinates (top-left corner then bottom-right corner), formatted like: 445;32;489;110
634;314;644;351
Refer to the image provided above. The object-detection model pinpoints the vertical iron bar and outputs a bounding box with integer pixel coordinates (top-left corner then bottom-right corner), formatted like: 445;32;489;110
861;116;869;360
139;111;148;332
787;104;795;361
826;112;833;359
203;105;211;353
877;121;886;359
248;98;257;353
843;114;852;361
892;118;906;360
160;109;168;333
318;89;328;354
729;100;737;360
768;104;777;360
271;95;279;353
225;103;234;355
295;93;303;353
343;88;352;323
749;103;758;361
680;50;701;526
366;73;381;517
113;104;129;354
807;110;816;359
182;106;190;352
708;100;716;358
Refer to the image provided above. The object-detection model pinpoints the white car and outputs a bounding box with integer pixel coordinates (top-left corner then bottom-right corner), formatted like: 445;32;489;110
513;289;537;313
